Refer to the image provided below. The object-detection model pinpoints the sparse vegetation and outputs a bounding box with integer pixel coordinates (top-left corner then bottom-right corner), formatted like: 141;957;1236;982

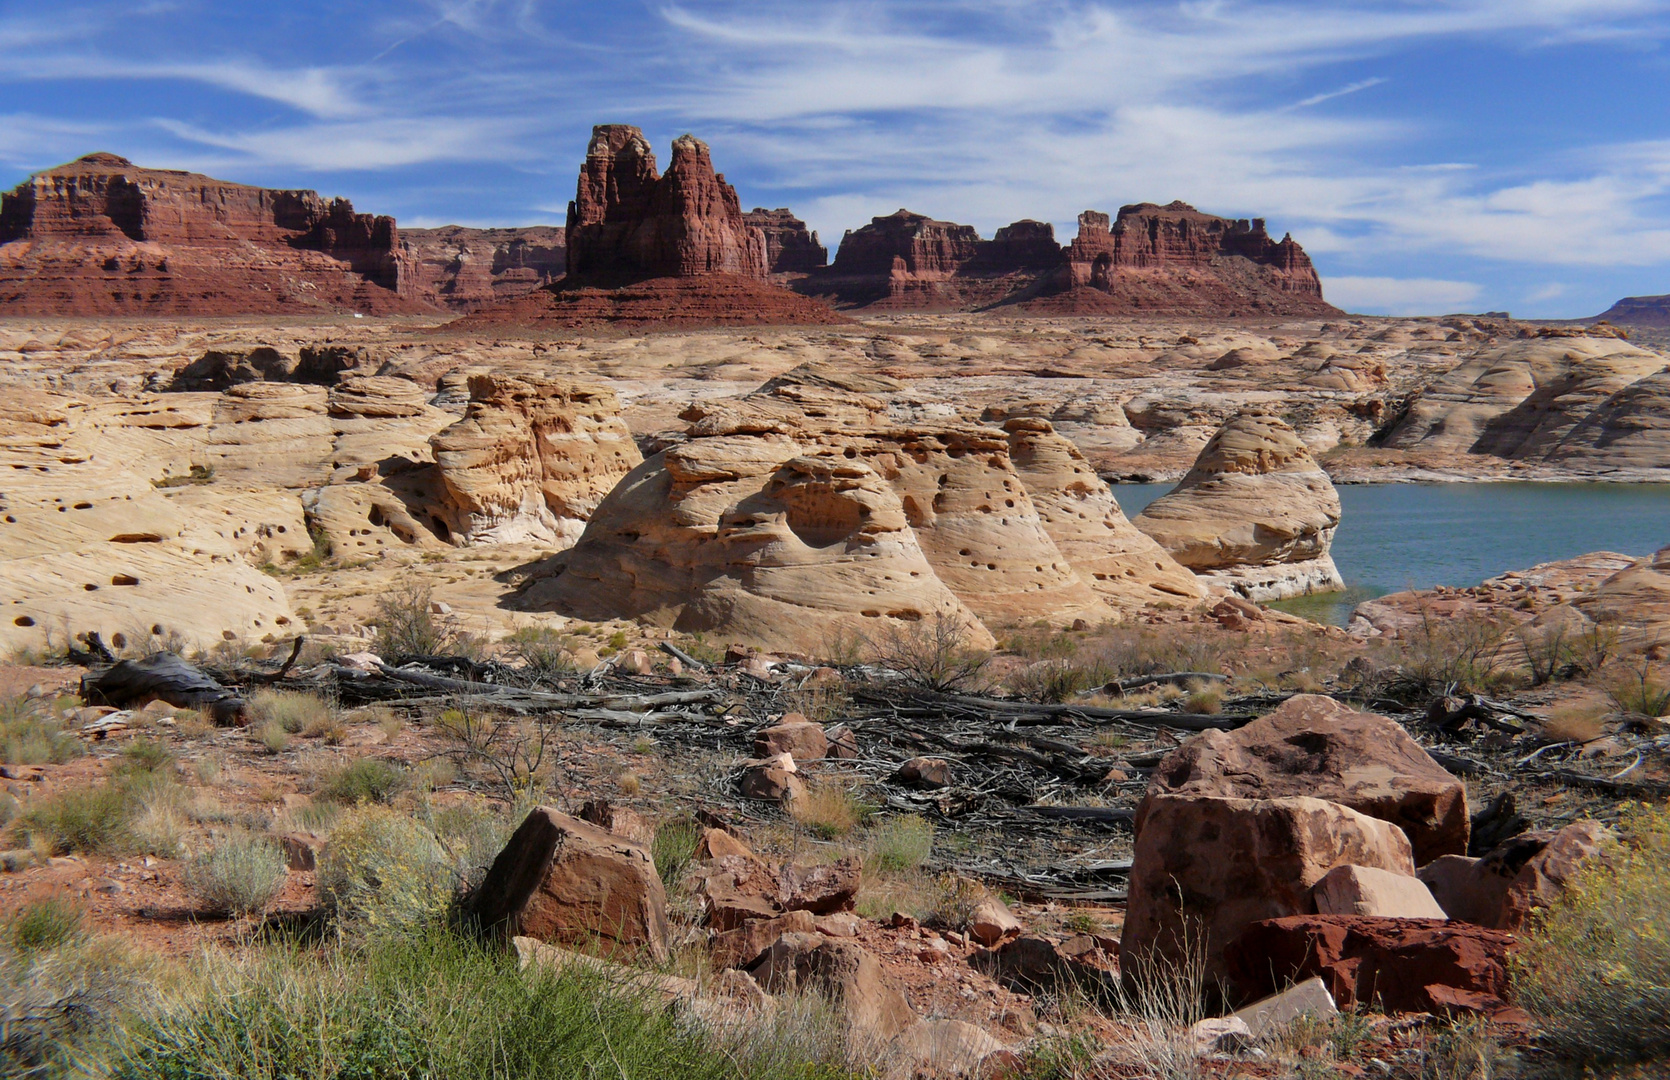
319;757;407;805
788;780;872;839
0;695;84;766
1387;610;1518;700
15;781;133;854
373;578;469;658
864;813;934;873
150;463;215;488
502;625;576;680
251;689;336;736
184;834;288;916
433;704;559;802
869;611;992;692
7;894;85;953
317;806;456;933
1606;659;1670;718
1515;801;1670;1068
651;816;703;887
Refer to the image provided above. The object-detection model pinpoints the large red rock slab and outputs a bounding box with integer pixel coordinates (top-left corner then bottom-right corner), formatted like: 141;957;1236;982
1225;915;1516;1017
1137;694;1469;864
471;807;669;962
444;273;845;331
1122;794;1415;984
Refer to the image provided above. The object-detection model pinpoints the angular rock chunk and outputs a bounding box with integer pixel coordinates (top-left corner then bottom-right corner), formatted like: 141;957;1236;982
472;808;669;962
969;896;1022;947
754;716;828;760
1313;865;1448;920
892;1019;1009;1077
1418;820;1611;929
1231;976;1339;1040
1123;794;1415;984
1225;915;1516;1016
779;857;860;915
1139;694;1469;864
710;909;817;970
896;756;953;789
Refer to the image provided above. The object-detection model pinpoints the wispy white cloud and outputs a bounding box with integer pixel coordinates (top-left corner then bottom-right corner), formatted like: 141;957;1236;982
1293;77;1387;109
151;116;531;171
1326;276;1484;315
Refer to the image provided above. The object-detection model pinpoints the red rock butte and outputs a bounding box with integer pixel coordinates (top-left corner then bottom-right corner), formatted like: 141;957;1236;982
451;125;847;331
799;201;1333;316
0;153;434;316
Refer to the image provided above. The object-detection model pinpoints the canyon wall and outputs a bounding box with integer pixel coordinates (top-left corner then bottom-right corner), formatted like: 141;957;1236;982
401;226;566;311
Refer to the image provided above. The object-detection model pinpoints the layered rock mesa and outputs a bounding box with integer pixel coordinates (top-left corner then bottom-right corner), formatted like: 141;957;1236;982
1381;334;1670;479
514;371;1205;652
0;153;435;316
401;226;566;311
1133;410;1344;601
799;201;1333;316
448;126;844;330
1593;294;1670;327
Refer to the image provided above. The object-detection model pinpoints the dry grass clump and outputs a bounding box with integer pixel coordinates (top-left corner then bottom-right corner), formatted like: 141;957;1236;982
788;780;872;840
184;833;288;916
1536;702;1609;745
251;689;337;736
6;894;86;953
0;695;85;766
318;757;407;805
1515;802;1670;1068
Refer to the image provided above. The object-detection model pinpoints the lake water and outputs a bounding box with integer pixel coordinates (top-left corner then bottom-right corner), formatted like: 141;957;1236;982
1111;482;1670;625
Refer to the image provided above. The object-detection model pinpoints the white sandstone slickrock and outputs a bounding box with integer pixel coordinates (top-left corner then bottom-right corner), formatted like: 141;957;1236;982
1132;408;1344;601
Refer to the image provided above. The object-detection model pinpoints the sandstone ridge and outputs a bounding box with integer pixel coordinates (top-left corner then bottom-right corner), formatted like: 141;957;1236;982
514;376;1205;651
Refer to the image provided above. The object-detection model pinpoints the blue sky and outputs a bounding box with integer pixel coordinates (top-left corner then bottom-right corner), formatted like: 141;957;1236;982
3;1;1670;317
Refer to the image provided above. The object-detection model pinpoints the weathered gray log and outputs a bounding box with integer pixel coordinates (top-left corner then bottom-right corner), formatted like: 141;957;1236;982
81;652;247;723
658;641;709;672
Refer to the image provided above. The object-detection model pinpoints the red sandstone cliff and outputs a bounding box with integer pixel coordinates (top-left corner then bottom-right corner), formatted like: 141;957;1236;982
450;126;843;331
797;200;1333;316
0;153;436;316
402;226;566;311
743;208;827;273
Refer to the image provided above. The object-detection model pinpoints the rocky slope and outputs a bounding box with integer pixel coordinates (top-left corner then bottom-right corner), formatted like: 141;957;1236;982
0;153;435;316
1380;332;1670;479
1593;293;1670;327
401;226;565;311
1133;410;1344;600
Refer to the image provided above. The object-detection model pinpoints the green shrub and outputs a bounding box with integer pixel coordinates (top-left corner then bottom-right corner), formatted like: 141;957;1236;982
7;894;85;952
252;718;288;755
650;817;702;887
17;782;132;854
503;626;576;681
109;931;810;1080
1514;802;1670;1066
119;738;175;774
1606;661;1670;719
185;835;288;917
319;757;407;804
865;814;935;873
0;697;83;766
318;807;455;933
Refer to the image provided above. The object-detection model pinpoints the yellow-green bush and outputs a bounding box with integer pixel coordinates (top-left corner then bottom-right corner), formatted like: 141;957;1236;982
317;807;455;933
1514;802;1670;1066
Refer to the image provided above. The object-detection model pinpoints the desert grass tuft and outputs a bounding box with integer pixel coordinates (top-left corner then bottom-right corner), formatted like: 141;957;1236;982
184;834;288;916
863;814;934;873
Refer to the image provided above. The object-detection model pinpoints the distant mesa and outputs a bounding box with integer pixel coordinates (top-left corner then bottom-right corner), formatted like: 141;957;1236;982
1593;293;1670;327
1;136;1334;322
0;152;430;316
796;201;1334;316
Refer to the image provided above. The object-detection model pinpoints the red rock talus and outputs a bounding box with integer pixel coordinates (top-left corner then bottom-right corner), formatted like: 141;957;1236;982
743;208;827;273
401;226;565;311
1225;915;1517;1016
0;153;434;316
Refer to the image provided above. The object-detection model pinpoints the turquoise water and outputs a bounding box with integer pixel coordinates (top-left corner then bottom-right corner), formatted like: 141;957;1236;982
1112;482;1670;625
